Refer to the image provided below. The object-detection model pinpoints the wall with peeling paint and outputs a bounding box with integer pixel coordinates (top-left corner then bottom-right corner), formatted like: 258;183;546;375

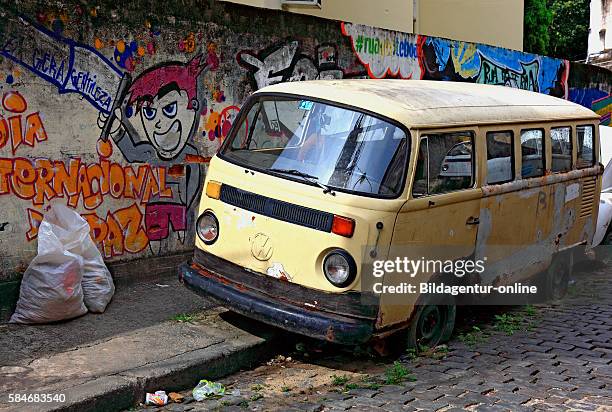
0;0;610;283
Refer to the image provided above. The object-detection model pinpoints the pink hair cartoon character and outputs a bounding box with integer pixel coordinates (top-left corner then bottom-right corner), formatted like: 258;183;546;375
98;56;207;248
126;56;204;160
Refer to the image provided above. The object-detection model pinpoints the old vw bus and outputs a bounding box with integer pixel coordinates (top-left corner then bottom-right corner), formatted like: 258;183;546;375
179;80;601;348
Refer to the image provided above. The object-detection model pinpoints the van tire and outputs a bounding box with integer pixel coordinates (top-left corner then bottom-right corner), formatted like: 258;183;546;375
406;295;456;351
545;252;572;301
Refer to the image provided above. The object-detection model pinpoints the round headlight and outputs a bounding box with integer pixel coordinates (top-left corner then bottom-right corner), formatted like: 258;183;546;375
323;250;357;288
197;211;219;244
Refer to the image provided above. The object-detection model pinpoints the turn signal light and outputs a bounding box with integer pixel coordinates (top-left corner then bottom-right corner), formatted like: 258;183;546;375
331;215;355;238
206;181;222;199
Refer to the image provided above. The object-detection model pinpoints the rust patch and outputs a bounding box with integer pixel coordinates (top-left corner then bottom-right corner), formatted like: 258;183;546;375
185;154;212;163
482;166;602;197
325;325;335;342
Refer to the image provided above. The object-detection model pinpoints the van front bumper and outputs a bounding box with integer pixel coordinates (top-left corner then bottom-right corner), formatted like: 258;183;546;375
178;251;377;345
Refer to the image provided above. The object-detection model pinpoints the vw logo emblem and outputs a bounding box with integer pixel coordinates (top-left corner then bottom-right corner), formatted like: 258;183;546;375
250;233;273;261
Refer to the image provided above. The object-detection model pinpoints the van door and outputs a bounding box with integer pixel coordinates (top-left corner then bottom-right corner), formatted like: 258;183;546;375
378;130;482;328
477;128;551;286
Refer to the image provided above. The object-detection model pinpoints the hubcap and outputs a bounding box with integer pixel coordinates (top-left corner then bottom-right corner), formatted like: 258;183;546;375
418;305;445;347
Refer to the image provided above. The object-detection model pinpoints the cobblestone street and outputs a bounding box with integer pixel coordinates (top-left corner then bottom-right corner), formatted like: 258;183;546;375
139;263;612;412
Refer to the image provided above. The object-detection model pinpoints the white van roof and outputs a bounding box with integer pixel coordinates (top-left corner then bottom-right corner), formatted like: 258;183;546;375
257;80;599;129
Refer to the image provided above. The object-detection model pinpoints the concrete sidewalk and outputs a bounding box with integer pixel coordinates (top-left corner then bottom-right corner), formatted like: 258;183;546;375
0;275;279;412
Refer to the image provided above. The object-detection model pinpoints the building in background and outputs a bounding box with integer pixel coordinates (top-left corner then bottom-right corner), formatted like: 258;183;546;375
588;0;612;68
221;0;524;50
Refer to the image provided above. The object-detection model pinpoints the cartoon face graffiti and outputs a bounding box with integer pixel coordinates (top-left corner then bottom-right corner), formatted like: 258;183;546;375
138;87;196;159
127;56;204;160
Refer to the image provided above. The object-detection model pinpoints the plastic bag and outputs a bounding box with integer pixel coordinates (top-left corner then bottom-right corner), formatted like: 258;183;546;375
10;205;88;323
78;222;115;313
45;203;114;312
10;204;115;323
193;380;226;401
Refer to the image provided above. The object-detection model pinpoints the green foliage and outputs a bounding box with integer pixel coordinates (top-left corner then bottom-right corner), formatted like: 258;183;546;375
548;0;590;60
384;361;416;385
331;374;350;386
170;313;196;322
344;383;359;390
494;308;540;335
249;393;263;401
457;325;489;347
493;313;525;335
525;0;590;59
524;0;553;55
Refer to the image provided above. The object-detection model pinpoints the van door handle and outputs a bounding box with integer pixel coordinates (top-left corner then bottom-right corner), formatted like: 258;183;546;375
466;216;480;225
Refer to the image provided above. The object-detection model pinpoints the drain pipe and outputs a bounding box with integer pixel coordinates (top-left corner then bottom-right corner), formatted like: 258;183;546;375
413;0;419;33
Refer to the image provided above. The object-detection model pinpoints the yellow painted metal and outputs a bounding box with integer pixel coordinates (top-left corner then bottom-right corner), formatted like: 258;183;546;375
258;80;599;129
194;80;602;332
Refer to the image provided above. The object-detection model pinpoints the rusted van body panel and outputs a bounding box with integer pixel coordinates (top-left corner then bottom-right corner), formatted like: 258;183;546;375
181;80;602;343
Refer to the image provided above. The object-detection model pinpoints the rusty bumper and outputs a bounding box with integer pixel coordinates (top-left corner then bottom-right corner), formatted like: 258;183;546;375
178;251;376;345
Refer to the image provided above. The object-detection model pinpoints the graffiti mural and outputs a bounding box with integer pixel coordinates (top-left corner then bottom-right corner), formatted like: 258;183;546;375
0;15;211;260
341;22;420;79
419;38;569;98
98;55;207;246
341;22;570;99
1;17;122;114
237;40;345;90
0;91;48;154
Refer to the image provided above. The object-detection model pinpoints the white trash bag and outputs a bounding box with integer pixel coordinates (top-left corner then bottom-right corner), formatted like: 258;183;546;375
10;205;87;323
79;231;115;313
10;204;114;323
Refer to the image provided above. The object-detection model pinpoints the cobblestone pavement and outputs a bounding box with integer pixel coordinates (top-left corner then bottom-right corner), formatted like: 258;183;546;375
137;264;612;412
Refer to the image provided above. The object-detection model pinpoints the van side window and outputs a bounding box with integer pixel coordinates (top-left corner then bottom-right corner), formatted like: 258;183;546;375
520;129;545;178
551;127;572;173
412;131;474;197
486;131;514;184
577;125;595;168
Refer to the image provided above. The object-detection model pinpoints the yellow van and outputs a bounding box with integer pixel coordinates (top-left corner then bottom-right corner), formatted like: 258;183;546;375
179;80;602;349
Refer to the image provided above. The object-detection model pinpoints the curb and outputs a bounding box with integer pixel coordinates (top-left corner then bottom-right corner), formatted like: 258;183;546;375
24;326;279;412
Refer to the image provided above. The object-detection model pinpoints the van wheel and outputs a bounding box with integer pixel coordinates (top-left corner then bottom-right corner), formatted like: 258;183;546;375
406;297;456;351
545;253;572;300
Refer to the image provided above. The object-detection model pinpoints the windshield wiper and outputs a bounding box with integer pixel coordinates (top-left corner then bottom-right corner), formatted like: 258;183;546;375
266;168;336;195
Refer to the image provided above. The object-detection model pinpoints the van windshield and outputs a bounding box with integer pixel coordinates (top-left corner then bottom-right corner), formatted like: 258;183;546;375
221;98;409;197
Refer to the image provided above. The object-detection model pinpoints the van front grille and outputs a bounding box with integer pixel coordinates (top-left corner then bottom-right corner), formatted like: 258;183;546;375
579;177;597;219
219;184;334;232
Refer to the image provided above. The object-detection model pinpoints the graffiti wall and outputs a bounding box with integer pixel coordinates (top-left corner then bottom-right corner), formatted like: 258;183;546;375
0;0;610;281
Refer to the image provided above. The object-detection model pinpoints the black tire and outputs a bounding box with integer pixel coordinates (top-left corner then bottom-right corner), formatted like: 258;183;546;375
406;295;456;351
545;252;572;301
